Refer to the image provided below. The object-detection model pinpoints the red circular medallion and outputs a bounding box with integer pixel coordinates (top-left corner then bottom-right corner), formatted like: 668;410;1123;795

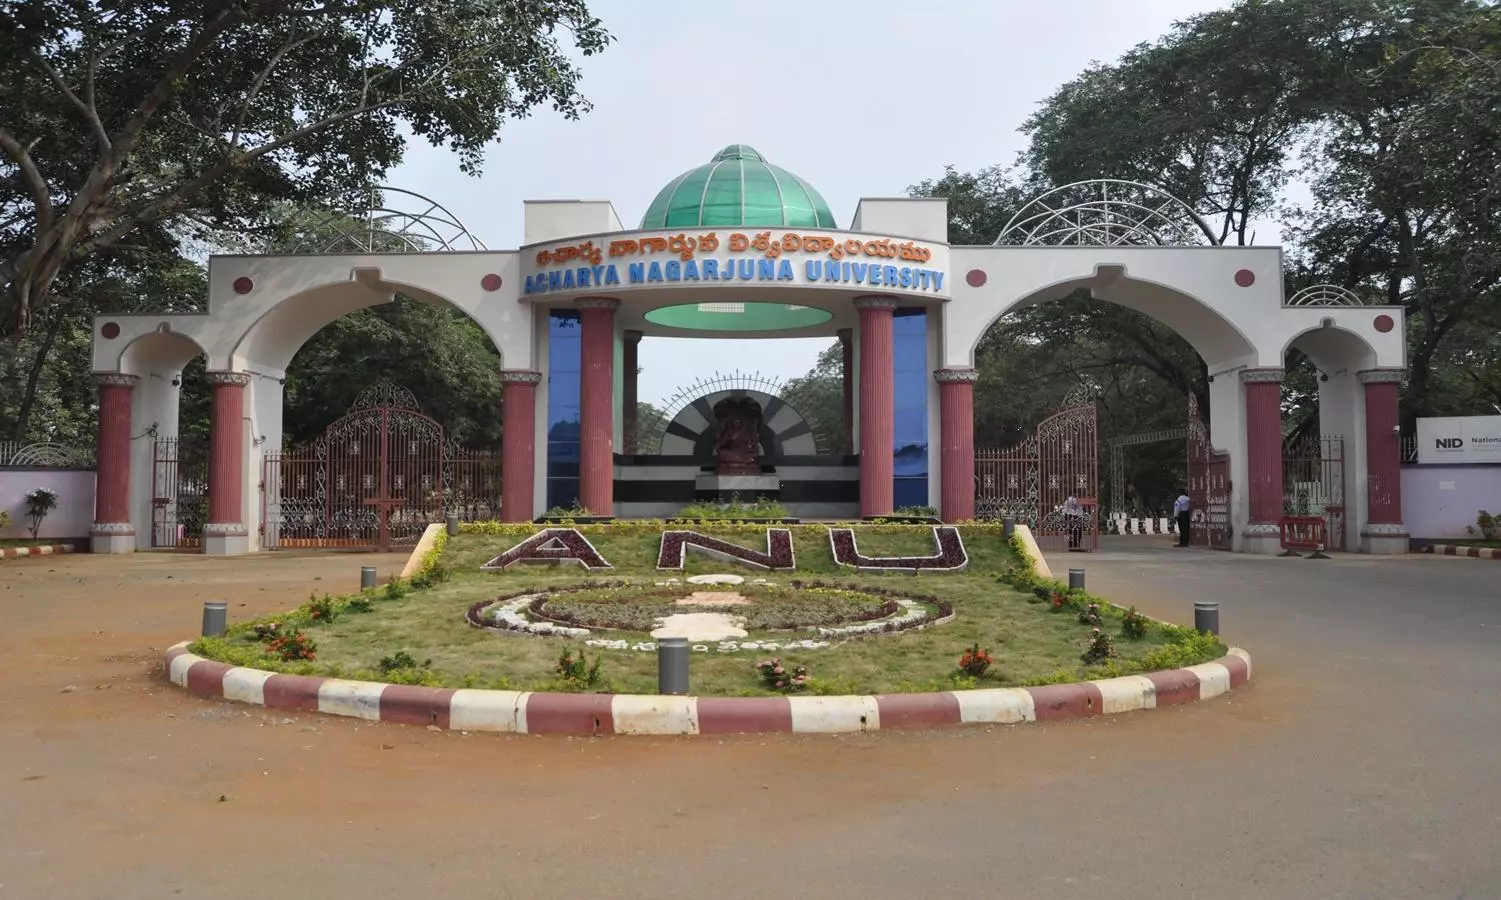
481;273;503;292
965;269;988;288
1374;314;1395;333
232;276;254;295
100;322;120;340
1233;269;1255;287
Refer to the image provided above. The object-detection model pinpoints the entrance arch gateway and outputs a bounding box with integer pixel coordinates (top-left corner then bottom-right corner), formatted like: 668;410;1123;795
87;149;1408;555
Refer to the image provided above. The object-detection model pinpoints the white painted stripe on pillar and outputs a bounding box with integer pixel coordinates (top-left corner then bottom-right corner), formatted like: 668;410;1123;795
221;668;274;705
953;688;1036;724
317;679;385;720
1186;662;1231;700
788;695;880;733
169;653;201;687
449;689;530;733
1227;647;1252;680
1091;675;1157;714
611;695;699;735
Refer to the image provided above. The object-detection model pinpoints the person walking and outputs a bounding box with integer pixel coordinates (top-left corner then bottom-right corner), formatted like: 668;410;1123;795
1173;489;1192;547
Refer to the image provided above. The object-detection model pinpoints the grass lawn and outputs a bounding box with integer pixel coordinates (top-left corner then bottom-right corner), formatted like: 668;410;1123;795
193;524;1226;696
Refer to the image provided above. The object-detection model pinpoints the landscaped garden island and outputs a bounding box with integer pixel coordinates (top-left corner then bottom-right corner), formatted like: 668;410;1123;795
185;521;1233;701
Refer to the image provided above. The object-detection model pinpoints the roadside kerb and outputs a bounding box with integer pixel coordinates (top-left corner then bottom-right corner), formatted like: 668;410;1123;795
0;543;78;560
162;643;1252;736
1425;544;1501;560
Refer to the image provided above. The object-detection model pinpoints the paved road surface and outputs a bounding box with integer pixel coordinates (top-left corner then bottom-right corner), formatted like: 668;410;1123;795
0;540;1496;899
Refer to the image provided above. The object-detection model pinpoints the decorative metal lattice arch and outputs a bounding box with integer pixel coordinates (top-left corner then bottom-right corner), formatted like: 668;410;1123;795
283;186;487;254
652;370;820;459
995;179;1219;247
1285;284;1368;307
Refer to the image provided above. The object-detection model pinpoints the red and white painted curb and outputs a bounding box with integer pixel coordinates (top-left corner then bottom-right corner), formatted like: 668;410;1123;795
163;643;1251;736
1426;544;1501;560
0;543;77;560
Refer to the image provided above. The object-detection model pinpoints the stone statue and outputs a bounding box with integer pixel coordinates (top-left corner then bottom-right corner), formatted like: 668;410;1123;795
712;397;762;475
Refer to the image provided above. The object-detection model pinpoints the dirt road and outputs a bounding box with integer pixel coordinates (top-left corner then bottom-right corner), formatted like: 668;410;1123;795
1;544;1496;899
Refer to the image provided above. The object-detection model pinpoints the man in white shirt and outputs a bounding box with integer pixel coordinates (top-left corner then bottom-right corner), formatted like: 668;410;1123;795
1173;490;1191;547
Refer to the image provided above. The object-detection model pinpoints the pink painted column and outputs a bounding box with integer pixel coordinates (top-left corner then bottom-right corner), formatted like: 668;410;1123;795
577;298;618;516
838;328;854;455
1241;368;1285;530
1359;369;1406;541
935;368;979;522
204;371;250;553
91;373;138;553
856;296;897;517
500;370;541;523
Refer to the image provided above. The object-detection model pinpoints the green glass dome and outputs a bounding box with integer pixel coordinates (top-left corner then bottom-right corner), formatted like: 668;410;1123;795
640;145;839;229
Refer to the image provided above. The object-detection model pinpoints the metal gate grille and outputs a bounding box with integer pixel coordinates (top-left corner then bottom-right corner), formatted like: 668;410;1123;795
151;437;209;549
1284;435;1346;551
1187;395;1232;550
261;383;500;552
976;397;1099;552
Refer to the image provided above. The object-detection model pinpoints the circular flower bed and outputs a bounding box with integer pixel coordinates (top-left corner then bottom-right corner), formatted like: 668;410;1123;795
464;578;954;652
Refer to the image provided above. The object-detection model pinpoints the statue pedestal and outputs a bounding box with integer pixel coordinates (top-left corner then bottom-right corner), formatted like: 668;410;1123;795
694;473;780;503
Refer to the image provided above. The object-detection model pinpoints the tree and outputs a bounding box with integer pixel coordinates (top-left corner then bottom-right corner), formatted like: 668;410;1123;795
779;341;844;454
0;0;611;337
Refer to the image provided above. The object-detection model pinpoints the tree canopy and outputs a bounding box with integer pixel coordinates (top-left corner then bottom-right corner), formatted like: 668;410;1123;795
0;0;610;336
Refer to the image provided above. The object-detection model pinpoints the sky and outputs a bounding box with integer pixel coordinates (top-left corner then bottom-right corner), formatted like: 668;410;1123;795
386;0;1239;407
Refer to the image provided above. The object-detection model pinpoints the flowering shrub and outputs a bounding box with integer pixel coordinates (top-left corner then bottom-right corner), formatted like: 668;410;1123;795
383;578;409;601
410;531;451;588
23;487;57;538
1121;606;1149;639
1050;591;1068;612
656;529;795;570
754;657;809;693
304;592;338;622
252;622;282;640
958;642;993;676
555;647;602;688
266;629;317;661
346;593;374;613
1077;602;1102;626
1081;628;1116;664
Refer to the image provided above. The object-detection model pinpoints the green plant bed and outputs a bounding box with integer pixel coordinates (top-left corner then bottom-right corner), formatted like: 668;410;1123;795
189;523;1227;696
0;538;78;548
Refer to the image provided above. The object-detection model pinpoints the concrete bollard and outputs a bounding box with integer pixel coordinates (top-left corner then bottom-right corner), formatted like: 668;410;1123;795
1068;568;1085;592
657;637;690;695
360;566;377;590
1194;600;1220;635
1003;516;1015;538
201;600;228;637
445;513;460;537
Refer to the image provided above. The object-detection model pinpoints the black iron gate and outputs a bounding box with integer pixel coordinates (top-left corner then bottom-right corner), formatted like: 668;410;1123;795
151;437;209;549
261;383;500;552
